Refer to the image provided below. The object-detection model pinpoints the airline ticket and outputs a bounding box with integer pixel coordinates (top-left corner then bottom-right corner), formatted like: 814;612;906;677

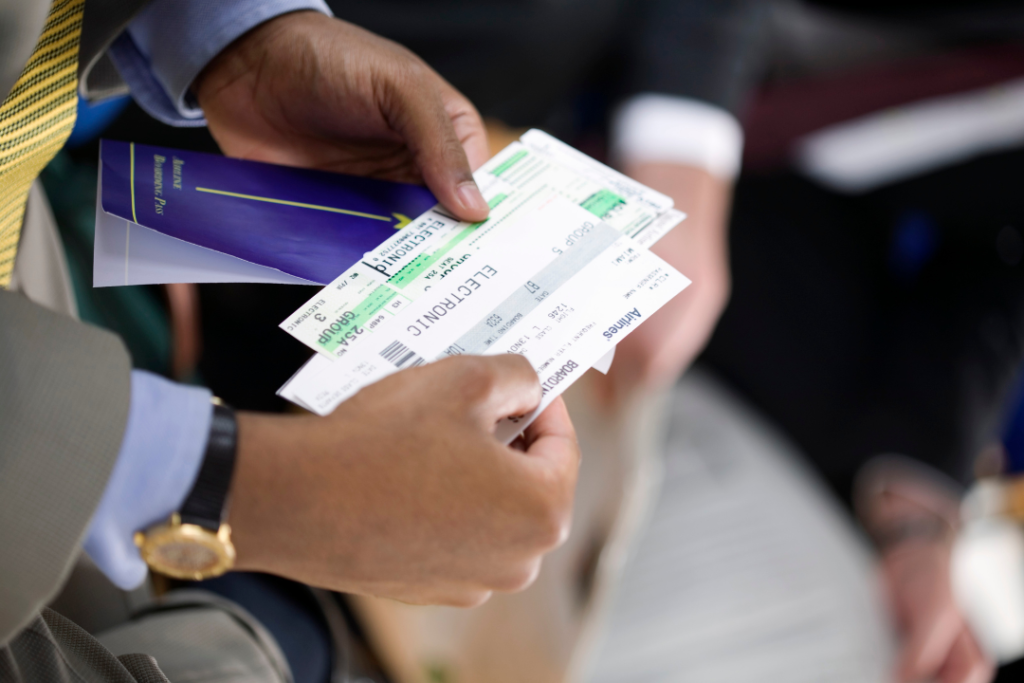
280;130;684;359
277;131;690;440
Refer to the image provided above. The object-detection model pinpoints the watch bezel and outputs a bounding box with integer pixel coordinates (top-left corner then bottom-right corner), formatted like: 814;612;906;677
134;513;236;581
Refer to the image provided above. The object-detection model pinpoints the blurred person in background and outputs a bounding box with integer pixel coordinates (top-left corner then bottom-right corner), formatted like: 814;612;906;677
705;2;1024;681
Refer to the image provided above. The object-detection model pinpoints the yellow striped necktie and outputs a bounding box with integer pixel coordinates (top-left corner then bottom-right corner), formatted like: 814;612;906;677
0;0;85;288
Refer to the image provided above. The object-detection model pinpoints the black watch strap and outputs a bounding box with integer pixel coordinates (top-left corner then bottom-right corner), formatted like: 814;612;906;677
180;401;238;531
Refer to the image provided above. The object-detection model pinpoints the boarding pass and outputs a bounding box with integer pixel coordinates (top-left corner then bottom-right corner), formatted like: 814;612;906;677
278;198;689;440
277;132;689;439
279;130;685;359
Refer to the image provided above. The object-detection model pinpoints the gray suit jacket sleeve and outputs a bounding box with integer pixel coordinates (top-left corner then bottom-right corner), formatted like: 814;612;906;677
0;0;148;105
0;0;49;106
0;290;131;647
1;0;143;648
78;0;149;100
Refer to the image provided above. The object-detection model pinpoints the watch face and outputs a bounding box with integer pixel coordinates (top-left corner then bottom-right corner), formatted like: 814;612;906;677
139;521;235;580
150;538;222;573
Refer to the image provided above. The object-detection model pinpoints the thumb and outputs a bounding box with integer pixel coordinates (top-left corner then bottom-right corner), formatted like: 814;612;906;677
522;397;580;475
388;71;490;223
518;397;580;548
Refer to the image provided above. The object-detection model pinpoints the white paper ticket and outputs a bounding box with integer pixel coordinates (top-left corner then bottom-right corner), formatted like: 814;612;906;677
276;131;690;438
278;130;685;362
278;195;690;441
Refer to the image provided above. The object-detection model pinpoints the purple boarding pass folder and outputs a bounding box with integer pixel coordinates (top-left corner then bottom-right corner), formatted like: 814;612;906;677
94;140;438;287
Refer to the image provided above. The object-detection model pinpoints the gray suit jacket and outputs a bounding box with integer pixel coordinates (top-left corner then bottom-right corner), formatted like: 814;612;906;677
0;0;143;653
0;0;144;105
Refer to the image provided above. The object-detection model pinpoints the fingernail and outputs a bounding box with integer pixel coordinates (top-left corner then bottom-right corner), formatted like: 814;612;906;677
457;181;489;217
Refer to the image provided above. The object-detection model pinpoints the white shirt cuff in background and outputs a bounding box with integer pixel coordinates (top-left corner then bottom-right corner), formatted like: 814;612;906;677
611;94;744;180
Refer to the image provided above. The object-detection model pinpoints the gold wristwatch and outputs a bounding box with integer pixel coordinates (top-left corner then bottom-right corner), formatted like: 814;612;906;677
135;399;238;580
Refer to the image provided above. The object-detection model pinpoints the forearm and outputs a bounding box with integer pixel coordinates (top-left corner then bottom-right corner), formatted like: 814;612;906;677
623;163;732;261
594;95;740;399
626;161;733;325
612;95;741;305
226;411;320;578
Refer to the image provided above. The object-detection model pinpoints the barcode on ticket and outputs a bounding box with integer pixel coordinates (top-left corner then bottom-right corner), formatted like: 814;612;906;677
379;340;425;369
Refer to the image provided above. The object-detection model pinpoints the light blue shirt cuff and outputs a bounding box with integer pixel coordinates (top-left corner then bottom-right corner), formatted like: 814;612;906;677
108;0;331;127
84;370;213;590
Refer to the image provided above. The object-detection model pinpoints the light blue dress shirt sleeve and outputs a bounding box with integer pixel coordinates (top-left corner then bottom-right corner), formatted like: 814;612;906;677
107;0;332;127
84;370;214;590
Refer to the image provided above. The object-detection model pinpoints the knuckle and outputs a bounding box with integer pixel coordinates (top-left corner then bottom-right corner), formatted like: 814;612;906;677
526;497;572;551
502;354;541;399
445;590;493;609
490;560;542;594
394;47;427;72
451;356;499;401
542;511;572;550
394;57;435;94
392;61;423;88
506;352;535;376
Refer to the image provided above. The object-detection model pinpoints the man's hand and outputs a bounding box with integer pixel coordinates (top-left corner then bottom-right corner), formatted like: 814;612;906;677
194;11;490;222
193;13;578;607
596;162;732;404
860;476;993;683
883;539;992;683
227;355;580;607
